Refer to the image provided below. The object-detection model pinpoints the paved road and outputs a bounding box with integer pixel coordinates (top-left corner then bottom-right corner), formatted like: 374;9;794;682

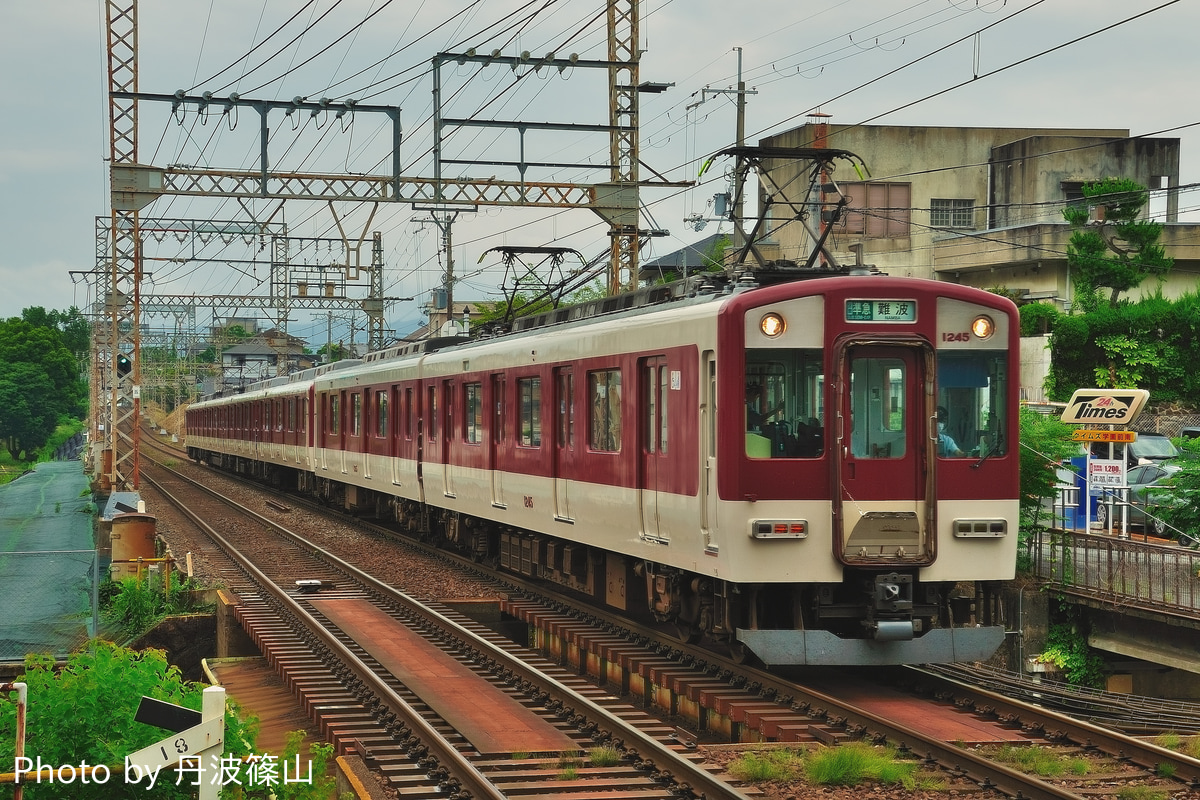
0;461;95;661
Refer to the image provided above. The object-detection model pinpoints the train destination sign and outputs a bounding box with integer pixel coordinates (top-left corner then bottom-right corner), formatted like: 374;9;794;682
845;299;916;322
1060;389;1150;425
1071;429;1137;443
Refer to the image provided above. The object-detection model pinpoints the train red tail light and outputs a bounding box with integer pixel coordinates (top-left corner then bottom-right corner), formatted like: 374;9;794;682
752;519;807;539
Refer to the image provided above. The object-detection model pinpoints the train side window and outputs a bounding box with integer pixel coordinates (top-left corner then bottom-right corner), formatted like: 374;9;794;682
641;360;668;454
465;382;482;444
376;391;388;438
588;369;622;452
427;385;438;440
518;377;541;447
492;376;506;443
556;368;574;449
329;394;340;437
350;393;362;436
402;387;412;440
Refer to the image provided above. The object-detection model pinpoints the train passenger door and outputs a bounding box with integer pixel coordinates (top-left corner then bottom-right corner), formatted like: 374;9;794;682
553;367;575;521
490;375;506;507
700;353;718;552
639;357;670;543
338;391;350;475
833;342;934;565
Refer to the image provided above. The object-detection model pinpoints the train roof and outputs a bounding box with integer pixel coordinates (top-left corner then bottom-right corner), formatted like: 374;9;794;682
192;266;1011;403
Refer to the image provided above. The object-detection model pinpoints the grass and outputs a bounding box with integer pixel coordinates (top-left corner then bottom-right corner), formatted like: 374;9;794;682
726;742;936;790
588;745;622;767
727;749;804;782
556;750;582;781
992;744;1084;777
1153;733;1200;760
805;742;920;788
0;418;87;485
1117;787;1168;800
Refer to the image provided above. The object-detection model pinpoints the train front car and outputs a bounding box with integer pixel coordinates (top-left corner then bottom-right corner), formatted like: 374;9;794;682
718;276;1018;666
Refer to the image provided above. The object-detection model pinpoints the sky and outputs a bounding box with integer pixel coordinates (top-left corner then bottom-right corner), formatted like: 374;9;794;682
2;0;1197;348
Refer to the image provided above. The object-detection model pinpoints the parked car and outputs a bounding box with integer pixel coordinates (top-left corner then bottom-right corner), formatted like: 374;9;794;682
1128;432;1181;465
1090;432;1180;468
1095;463;1180;536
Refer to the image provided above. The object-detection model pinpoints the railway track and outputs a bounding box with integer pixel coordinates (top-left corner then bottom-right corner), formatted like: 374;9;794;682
139;451;761;799
137;429;1200;799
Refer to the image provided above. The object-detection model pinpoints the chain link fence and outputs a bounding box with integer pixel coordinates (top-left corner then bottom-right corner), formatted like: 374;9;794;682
0;549;99;662
1141;413;1200;437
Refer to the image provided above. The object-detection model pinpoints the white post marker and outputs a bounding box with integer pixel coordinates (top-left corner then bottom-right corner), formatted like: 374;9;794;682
125;686;224;799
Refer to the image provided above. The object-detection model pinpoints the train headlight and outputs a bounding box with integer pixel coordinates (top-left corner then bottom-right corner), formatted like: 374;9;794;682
760;312;786;338
970;315;995;339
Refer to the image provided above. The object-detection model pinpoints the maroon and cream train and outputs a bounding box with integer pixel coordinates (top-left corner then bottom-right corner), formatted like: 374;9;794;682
186;273;1019;666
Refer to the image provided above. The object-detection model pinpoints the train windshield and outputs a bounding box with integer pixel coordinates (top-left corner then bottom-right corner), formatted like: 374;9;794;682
935;350;1008;459
745;348;824;458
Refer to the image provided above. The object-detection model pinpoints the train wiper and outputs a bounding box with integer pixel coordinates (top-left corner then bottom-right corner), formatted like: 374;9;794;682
971;437;1001;469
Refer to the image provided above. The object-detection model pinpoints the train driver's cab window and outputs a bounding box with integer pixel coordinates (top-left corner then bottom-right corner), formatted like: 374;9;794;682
588;369;622;452
936;350;1008;459
847;357;906;459
745;349;824;459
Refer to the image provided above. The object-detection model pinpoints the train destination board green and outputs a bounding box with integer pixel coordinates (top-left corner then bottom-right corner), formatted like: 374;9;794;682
845;299;916;322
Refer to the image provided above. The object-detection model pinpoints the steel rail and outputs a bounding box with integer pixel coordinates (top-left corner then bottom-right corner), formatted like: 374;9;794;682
907;665;1200;787
145;462;754;799
142;469;508;800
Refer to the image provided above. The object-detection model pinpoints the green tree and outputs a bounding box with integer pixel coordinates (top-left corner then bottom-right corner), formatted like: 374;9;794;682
0;642;258;799
0;316;86;461
1017;406;1080;571
473;278;609;326
0;642;334;799
314;342;348;362
1156;437;1200;539
1064;177;1173;310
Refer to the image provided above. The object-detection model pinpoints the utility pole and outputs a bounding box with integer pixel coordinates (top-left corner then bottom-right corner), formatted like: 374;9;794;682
687;49;757;257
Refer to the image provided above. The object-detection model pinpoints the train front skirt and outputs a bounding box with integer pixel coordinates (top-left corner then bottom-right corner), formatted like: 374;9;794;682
736;625;1006;666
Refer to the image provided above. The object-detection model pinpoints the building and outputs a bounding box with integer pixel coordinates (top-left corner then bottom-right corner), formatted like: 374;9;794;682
218;328;316;390
752;122;1200;308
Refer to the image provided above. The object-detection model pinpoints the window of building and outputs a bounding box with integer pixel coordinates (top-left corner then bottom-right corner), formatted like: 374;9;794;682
841;182;911;238
930;198;975;228
518;377;541;447
588;369;622;452
1061;180;1086;205
464;382;482;444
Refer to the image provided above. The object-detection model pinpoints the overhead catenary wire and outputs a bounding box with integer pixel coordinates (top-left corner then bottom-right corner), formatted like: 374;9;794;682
128;0;1197;334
